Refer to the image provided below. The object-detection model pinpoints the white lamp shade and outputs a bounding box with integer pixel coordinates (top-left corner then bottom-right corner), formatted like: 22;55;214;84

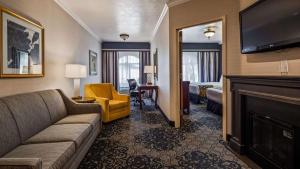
65;64;87;78
144;65;154;74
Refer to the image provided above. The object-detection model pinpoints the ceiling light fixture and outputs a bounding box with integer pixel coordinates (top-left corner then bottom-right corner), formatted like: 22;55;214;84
204;27;216;39
120;33;129;41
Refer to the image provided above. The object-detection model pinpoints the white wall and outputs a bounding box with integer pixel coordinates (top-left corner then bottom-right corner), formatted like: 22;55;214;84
151;11;172;120
0;0;101;97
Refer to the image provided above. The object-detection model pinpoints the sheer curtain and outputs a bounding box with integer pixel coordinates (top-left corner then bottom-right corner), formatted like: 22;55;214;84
118;52;140;90
182;52;199;83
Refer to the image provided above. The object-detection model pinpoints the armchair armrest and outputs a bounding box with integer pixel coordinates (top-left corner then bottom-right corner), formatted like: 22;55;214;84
95;97;109;112
0;158;42;169
112;90;130;102
57;89;101;115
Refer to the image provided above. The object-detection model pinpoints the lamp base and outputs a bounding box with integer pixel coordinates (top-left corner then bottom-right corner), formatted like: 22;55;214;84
73;78;81;97
146;74;152;85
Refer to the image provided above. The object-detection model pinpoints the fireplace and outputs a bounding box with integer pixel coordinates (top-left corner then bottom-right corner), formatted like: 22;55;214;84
227;76;300;169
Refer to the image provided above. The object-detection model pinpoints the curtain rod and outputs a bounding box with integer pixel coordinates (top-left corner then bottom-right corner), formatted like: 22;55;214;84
102;49;150;51
182;49;220;52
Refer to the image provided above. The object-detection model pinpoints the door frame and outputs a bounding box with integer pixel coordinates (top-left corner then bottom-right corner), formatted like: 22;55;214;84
176;16;228;140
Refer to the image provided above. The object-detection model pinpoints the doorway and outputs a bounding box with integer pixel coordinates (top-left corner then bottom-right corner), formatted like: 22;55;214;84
178;18;227;140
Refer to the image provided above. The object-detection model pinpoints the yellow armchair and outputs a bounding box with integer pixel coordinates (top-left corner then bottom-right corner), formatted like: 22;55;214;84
84;83;130;123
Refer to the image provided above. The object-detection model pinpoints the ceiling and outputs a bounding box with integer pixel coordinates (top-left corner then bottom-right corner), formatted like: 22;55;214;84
55;0;166;42
182;21;222;44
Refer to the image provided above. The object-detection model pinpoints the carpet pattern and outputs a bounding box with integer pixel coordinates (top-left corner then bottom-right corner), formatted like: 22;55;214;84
79;101;251;169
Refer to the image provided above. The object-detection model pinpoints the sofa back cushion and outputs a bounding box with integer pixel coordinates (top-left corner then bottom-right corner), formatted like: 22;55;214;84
39;90;67;123
87;84;113;100
0;100;21;157
2;93;51;142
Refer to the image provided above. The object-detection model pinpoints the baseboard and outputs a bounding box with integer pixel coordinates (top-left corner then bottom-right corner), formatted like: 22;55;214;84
157;105;175;127
226;134;232;142
229;137;246;154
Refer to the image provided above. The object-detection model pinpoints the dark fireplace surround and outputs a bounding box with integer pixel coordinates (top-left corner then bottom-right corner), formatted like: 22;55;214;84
227;76;300;169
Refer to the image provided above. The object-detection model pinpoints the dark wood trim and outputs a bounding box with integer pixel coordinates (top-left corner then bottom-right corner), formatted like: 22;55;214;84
225;75;300;81
229;137;246;154
226;134;232;142
227;75;300;169
157;105;175;127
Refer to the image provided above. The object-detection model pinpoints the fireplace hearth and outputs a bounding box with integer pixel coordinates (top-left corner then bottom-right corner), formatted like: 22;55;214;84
227;76;300;169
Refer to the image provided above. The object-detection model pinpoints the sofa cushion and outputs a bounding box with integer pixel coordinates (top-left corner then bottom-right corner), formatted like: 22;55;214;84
4;142;75;169
2;93;51;143
39;90;68;123
0;100;21;157
25;124;92;148
109;100;128;111
55;113;100;127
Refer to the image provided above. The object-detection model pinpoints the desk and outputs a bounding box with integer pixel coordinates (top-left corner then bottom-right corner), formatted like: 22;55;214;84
138;84;158;110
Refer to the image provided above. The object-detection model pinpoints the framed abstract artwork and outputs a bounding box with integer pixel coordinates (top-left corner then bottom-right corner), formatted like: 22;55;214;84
89;50;98;76
0;8;44;78
153;48;158;81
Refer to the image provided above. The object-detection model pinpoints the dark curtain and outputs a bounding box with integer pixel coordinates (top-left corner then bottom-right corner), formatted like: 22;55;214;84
139;51;151;84
198;51;221;82
102;50;119;89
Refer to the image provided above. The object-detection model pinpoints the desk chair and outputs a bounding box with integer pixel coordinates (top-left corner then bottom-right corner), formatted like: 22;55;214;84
127;79;145;106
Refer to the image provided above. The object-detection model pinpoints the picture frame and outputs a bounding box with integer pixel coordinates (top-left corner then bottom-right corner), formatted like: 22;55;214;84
89;50;98;76
153;48;158;81
0;7;44;78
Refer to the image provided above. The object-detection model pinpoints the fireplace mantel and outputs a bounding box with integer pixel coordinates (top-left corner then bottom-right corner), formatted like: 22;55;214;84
227;75;300;169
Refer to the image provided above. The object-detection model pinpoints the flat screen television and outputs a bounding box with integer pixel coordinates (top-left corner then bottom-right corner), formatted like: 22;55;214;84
240;0;300;54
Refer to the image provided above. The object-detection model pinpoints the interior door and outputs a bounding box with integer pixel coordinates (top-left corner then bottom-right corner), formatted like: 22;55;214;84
178;30;184;126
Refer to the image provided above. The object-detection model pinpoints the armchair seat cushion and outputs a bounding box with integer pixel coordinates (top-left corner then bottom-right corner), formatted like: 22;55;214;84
4;142;75;169
85;83;130;123
109;100;128;111
25;124;92;148
55;113;100;128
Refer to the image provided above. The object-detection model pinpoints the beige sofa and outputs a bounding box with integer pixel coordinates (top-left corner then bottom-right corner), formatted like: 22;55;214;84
0;89;102;169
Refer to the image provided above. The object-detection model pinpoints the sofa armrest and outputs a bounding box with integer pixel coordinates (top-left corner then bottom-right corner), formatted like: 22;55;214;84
67;102;102;115
0;158;42;169
57;89;101;115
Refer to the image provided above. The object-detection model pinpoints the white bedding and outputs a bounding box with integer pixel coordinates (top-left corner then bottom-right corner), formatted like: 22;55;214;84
206;88;223;104
189;82;222;95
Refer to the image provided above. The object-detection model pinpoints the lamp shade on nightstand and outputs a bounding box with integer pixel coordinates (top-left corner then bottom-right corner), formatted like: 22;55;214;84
144;65;154;84
65;64;87;97
65;64;87;78
144;65;154;74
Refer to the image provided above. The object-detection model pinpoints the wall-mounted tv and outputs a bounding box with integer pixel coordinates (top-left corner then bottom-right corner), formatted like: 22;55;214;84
240;0;300;54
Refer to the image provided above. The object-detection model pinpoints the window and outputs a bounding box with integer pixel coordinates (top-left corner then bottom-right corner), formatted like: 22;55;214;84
182;52;198;83
118;52;140;90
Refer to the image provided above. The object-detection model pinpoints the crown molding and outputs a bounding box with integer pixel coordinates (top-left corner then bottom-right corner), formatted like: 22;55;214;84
151;4;169;40
54;0;100;41
167;0;192;7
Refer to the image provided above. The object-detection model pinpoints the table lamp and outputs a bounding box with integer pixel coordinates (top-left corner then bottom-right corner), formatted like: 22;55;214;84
65;64;87;97
144;65;154;85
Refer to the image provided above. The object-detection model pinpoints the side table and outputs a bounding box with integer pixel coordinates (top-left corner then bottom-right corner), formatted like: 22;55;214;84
72;96;96;103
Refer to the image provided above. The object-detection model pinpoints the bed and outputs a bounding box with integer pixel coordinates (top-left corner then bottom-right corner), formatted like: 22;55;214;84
206;88;223;115
189;82;222;104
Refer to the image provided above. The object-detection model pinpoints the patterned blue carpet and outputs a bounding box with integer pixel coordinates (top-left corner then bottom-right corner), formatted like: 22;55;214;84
79;101;251;169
